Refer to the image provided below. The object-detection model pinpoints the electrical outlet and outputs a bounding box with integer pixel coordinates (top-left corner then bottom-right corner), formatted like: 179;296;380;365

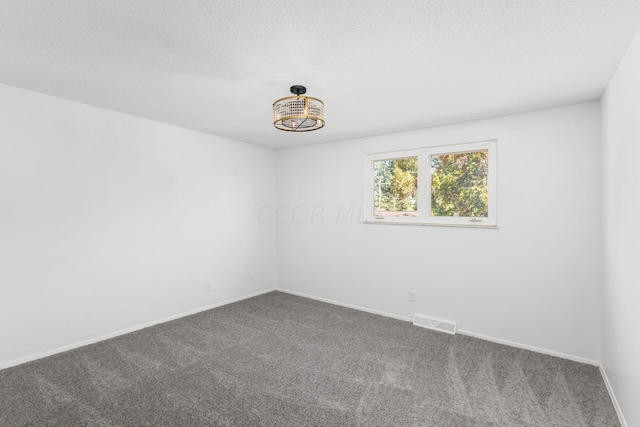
408;290;416;302
205;283;212;292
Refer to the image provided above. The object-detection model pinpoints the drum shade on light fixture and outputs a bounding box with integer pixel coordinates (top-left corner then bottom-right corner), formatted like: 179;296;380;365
273;85;324;132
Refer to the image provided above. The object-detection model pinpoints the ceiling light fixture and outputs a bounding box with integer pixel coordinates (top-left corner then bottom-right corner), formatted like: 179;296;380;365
273;85;324;132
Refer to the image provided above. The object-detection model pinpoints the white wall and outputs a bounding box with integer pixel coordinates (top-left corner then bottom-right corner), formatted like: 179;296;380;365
601;30;640;427
0;84;277;367
277;103;602;362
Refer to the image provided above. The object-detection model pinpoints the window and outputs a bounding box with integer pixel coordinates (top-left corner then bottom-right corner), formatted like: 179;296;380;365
364;140;497;227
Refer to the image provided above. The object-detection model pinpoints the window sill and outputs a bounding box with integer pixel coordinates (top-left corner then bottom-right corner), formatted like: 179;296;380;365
362;220;498;229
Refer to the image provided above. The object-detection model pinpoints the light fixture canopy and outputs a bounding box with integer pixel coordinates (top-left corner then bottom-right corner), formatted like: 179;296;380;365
273;85;324;132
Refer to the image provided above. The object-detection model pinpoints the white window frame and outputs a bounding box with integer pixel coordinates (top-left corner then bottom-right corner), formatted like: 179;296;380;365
364;140;497;227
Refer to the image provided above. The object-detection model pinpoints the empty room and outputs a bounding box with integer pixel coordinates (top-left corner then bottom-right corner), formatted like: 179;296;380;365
1;1;639;426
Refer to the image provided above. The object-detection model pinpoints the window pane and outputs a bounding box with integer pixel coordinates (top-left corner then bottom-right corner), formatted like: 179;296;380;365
373;157;418;217
430;150;488;217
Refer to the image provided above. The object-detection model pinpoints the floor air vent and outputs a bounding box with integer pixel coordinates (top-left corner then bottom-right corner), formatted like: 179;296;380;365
413;314;457;335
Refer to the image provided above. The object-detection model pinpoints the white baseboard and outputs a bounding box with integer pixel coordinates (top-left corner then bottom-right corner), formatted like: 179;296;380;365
277;288;599;366
0;287;276;371
456;329;599;366
600;365;628;427
277;288;414;323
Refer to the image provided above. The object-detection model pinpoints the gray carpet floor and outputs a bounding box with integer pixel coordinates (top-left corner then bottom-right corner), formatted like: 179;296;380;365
0;291;619;426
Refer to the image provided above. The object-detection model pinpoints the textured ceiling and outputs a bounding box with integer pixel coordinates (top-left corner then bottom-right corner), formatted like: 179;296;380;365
1;1;639;150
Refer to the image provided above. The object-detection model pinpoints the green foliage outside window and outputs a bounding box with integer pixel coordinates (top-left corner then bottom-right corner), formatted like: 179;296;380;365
373;151;488;217
431;151;488;217
373;157;418;213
